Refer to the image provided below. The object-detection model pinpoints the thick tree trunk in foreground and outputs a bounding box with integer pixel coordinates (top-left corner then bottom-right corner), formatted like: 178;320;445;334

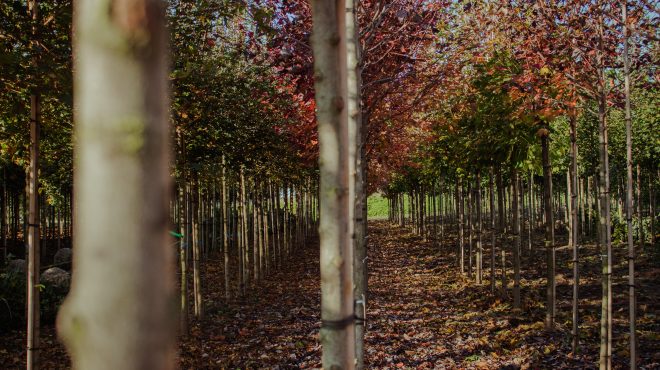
310;0;356;366
57;0;175;368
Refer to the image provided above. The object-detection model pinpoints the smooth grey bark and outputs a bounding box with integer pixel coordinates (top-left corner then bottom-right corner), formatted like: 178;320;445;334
569;115;579;353
310;0;356;366
636;165;643;248
457;177;465;273
192;178;203;318
512;170;521;309
475;171;482;284
26;0;41;367
489;168;496;293
178;181;188;335
346;0;366;365
27;94;41;370
239;168;247;294
528;172;533;254
622;3;636;366
541;132;555;330
440;180;445;243
467;180;473;277
177;133;188;336
496;170;506;293
2;169;8;263
650;175;655;247
57;0;175;367
432;184;438;247
598;91;613;370
222;158;230;300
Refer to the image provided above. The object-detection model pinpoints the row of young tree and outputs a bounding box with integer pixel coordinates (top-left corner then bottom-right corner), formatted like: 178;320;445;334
0;0;657;369
0;0;330;368
378;1;658;369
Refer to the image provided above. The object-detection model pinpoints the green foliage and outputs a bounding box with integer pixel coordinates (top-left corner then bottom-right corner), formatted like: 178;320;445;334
1;0;73;206
168;0;313;186
400;51;538;191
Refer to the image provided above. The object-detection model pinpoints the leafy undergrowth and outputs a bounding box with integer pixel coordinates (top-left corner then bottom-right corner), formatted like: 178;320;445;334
1;221;659;369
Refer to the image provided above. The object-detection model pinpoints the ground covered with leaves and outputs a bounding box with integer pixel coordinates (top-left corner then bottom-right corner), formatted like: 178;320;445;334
1;221;659;369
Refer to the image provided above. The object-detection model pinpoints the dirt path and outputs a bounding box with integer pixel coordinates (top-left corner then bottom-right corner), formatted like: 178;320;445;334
1;221;659;369
180;220;659;369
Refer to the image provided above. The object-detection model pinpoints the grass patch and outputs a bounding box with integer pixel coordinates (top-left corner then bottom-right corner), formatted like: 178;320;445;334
368;193;389;219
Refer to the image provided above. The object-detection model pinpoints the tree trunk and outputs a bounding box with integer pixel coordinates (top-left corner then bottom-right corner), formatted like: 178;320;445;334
541;132;556;331
457;177;465;273
253;183;260;282
310;0;356;365
346;0;366;364
440;180;445;243
489;169;496;293
282;185;288;266
177;134;188;336
179;180;188;335
569;115;580;353
512;170;521;309
636;166;643;248
496;170;506;293
221;158;230;299
27;93;41;370
528;173;533;254
622;4;636;366
192;177;203;319
476;171;483;284
239;168;248;294
597;89;613;370
432;184;438;247
2;168;7;263
467;180;473;277
26;0;42;366
649;177;655;248
57;0;175;366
